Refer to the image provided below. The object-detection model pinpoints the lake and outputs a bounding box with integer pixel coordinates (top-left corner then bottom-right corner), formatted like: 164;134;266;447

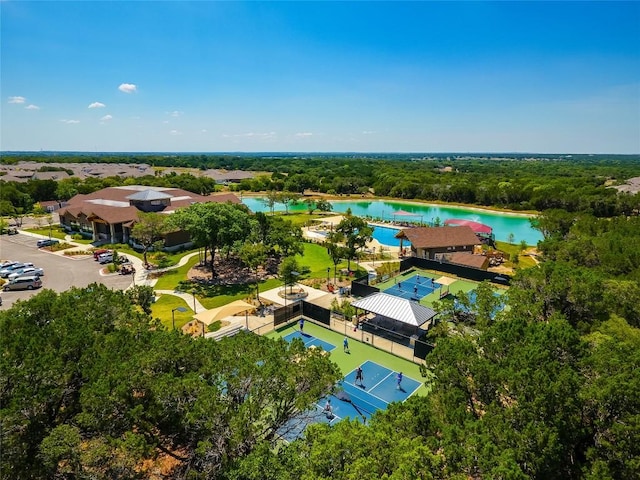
241;197;543;245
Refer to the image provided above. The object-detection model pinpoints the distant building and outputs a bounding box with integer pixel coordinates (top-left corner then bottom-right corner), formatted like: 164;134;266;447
38;200;68;213
58;186;240;247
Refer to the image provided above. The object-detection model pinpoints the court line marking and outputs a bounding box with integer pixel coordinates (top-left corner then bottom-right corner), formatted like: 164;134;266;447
368;372;395;393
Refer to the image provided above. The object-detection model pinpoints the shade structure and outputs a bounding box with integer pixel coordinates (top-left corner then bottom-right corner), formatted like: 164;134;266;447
444;218;493;235
194;300;255;326
393;209;420;217
351;293;436;327
319;215;345;226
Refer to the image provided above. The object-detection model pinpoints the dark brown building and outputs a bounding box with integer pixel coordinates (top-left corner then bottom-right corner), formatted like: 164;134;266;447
58;186;240;248
396;226;480;260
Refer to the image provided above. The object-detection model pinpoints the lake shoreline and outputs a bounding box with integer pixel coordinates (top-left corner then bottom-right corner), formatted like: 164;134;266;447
239;192;540;218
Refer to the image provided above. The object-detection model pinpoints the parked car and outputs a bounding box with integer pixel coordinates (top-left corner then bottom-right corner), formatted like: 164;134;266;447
0;261;19;269
0;263;34;278
36;239;60;248
3;275;42;291
93;249;111;260
98;252;122;264
8;267;44;280
7;227;18;235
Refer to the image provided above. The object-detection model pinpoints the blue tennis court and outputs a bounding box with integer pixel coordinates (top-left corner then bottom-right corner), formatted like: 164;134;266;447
278;361;421;441
384;273;442;301
283;330;336;352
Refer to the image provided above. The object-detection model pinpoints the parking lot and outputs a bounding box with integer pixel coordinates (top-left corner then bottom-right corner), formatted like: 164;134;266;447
0;233;134;309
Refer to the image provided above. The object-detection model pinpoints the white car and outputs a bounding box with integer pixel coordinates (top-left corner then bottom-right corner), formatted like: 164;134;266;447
0;263;34;278
8;267;44;280
98;252;113;264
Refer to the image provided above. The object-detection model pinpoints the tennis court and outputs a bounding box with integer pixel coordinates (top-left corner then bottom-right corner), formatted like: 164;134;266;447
283;330;336;352
384;273;441;301
278;361;421;441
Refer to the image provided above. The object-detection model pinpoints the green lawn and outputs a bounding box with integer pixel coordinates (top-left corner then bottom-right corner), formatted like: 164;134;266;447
198;278;281;309
153;255;200;290
24;227;67;240
150;294;195;330
152;242;365;309
495;241;538;269
274;212;326;228
295;242;367;282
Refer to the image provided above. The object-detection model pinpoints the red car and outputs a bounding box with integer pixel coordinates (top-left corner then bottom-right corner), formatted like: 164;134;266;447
93;249;110;260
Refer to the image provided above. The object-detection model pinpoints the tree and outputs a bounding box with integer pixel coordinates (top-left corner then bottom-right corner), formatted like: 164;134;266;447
304;198;316;214
333;214;373;271
266;216;304;257
326;240;347;284
131;212;169;266
239;243;268;304
262;190;280;215
0;285;341;478
316;198;333;213
279;256;303;294
169;202;253;276
126;285;156;315
472;281;503;329
581;316;640;479
278;191;302;215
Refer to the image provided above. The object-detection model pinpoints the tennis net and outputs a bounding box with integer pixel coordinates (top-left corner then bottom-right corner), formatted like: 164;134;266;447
339;382;388;414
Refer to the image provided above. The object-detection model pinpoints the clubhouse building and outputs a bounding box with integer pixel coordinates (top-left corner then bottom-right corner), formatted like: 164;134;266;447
58;186;240;248
396;225;489;269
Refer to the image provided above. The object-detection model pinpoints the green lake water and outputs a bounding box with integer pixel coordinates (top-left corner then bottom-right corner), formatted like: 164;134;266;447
242;197;543;245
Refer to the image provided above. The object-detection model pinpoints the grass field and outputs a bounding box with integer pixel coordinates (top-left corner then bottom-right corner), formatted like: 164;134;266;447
150;294;195;330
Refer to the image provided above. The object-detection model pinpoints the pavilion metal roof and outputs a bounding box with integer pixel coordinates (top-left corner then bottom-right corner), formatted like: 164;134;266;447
351;292;437;327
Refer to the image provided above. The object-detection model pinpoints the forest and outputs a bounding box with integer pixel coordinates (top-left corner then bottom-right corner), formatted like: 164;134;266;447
1;154;640;478
1;154;639;217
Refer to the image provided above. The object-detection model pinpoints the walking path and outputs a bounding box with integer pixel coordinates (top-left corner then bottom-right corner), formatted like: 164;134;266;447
154;289;207;313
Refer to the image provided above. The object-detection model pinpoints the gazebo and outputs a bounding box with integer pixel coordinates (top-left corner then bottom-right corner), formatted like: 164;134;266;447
351;293;437;339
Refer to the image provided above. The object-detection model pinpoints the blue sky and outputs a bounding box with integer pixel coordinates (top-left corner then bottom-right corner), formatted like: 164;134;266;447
2;1;639;153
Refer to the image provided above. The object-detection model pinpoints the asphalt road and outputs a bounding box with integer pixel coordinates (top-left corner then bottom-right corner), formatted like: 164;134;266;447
0;233;133;309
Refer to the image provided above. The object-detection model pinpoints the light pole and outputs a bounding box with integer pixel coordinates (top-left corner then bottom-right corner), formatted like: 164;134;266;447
191;288;197;313
372;247;376;266
172;306;188;330
327;267;330;284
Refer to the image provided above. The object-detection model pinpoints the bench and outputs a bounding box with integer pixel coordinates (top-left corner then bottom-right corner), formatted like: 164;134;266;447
205;323;245;341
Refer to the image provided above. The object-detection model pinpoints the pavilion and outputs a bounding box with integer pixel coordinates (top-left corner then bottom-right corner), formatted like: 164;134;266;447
352;292;437;337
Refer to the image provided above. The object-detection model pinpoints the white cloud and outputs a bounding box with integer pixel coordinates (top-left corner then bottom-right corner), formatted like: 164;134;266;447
295;132;313;137
88;102;106;108
25;104;40;110
232;132;276;138
8;96;26;104
201;129;207;133
168;110;183;117
60;119;80;124
169;129;182;135
100;114;113;121
362;130;375;135
118;83;137;94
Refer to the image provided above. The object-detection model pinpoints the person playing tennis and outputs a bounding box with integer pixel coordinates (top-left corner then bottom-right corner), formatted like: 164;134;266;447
324;399;333;418
355;365;364;387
